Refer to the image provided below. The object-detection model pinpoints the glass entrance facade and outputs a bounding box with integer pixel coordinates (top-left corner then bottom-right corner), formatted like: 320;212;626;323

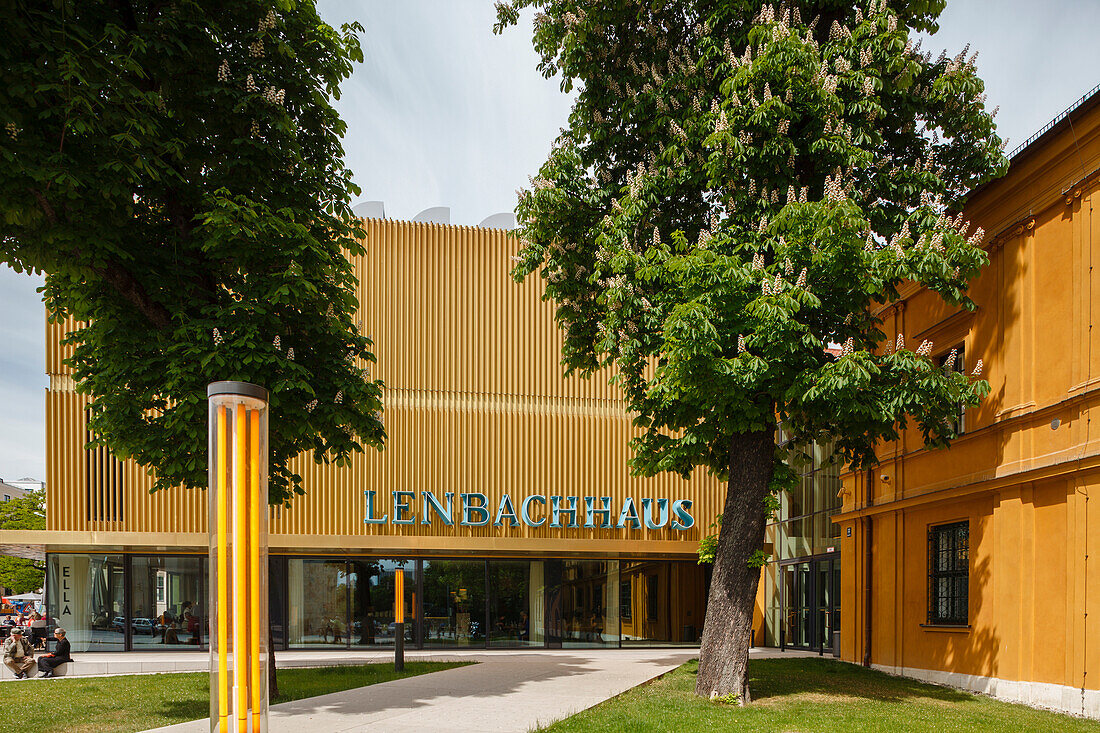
46;553;126;652
421;559;486;647
487;560;544;646
759;436;843;654
47;554;706;651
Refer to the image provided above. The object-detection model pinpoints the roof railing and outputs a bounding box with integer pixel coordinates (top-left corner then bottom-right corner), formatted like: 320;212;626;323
1007;81;1100;161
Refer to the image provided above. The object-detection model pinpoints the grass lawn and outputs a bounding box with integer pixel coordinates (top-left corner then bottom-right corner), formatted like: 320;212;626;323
0;661;470;733
540;658;1100;733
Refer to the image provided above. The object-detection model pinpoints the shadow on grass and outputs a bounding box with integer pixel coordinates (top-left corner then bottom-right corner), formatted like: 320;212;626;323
155;697;209;721
744;657;973;704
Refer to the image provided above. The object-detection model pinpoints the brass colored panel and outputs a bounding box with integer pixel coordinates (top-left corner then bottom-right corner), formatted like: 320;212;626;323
45;219;722;554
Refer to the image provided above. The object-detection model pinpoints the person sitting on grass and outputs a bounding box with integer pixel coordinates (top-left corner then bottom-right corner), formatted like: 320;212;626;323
37;628;71;678
2;627;35;679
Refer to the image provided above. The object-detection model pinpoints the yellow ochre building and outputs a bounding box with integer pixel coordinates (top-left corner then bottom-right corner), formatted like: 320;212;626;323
2;85;1099;719
753;85;1100;718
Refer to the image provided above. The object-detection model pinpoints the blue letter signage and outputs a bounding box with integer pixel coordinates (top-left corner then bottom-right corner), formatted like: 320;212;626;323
366;490;696;532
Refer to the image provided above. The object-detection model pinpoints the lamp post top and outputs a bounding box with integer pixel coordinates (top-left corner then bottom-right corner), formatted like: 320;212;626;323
207;381;269;401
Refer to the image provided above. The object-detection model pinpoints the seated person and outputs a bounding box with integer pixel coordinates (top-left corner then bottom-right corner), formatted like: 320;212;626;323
2;628;35;679
37;627;71;678
30;613;47;650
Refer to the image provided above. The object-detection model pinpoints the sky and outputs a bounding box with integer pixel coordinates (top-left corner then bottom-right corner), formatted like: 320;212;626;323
2;0;1099;482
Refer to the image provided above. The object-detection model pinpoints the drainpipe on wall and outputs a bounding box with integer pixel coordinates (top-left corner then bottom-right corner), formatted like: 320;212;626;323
863;468;874;668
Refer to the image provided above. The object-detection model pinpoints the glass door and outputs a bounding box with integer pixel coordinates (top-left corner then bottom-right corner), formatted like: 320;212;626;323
817;561;832;652
781;554;839;653
781;561;812;649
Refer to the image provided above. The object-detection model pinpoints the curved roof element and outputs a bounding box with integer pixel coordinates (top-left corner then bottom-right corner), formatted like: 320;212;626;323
353;201;386;219
478;213;517;230
413;207;450;224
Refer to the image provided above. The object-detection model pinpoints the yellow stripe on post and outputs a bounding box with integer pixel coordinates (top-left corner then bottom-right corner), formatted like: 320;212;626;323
235;406;248;733
249;408;261;732
217;405;229;733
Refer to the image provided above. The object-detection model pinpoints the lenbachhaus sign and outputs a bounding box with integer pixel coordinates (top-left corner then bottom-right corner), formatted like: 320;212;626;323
364;490;696;530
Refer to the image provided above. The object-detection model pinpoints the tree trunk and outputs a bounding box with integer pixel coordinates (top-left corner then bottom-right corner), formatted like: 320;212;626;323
695;428;775;702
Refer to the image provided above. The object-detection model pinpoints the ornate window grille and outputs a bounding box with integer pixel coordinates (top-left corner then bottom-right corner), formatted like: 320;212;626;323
928;521;969;625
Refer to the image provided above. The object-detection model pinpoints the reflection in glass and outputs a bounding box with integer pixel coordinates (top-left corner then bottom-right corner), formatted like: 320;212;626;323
421;560;485;647
813;511;841;554
288;559;347;647
269;556;287;650
832;562;841;650
130;556;204;649
817;463;841;513
487;561;544;646
620;561;706;646
778;517;812;560
46;554;125;652
762;561;781;647
561;560;618;647
817;561;832;650
350;558;414;647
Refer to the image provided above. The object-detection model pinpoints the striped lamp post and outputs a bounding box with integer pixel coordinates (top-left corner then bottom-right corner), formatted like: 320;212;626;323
208;382;270;733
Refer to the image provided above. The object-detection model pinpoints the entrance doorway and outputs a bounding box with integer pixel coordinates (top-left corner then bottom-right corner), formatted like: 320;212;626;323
780;553;839;655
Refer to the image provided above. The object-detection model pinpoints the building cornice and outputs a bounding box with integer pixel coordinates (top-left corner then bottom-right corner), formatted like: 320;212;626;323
0;529;700;559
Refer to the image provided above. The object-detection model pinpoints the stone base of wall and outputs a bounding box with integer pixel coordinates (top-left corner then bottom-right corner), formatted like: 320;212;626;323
872;663;1100;720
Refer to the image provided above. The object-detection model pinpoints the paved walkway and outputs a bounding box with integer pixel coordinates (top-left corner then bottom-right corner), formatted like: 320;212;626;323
144;649;688;733
141;648;819;733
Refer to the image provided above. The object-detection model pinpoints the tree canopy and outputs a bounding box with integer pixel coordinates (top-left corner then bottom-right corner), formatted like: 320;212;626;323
1;0;383;504
497;0;1004;477
496;0;1005;698
0;491;46;593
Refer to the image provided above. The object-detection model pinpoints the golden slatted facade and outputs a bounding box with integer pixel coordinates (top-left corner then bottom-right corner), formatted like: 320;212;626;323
45;218;723;556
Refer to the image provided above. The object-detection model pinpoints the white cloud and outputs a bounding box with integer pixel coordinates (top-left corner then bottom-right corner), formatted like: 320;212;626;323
0;265;46;481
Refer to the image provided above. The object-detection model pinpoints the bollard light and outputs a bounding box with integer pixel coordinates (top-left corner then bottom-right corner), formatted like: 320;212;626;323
208;382;270;733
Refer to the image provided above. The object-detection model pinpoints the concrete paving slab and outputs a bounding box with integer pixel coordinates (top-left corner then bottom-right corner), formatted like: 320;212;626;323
142;649;698;733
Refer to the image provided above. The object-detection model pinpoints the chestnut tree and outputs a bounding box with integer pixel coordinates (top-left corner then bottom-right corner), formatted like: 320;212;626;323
1;0;383;505
496;0;1005;700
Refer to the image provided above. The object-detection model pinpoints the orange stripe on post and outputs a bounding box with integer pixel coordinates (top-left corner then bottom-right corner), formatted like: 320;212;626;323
217;405;229;732
249;408;261;731
395;569;404;623
235;406;248;733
